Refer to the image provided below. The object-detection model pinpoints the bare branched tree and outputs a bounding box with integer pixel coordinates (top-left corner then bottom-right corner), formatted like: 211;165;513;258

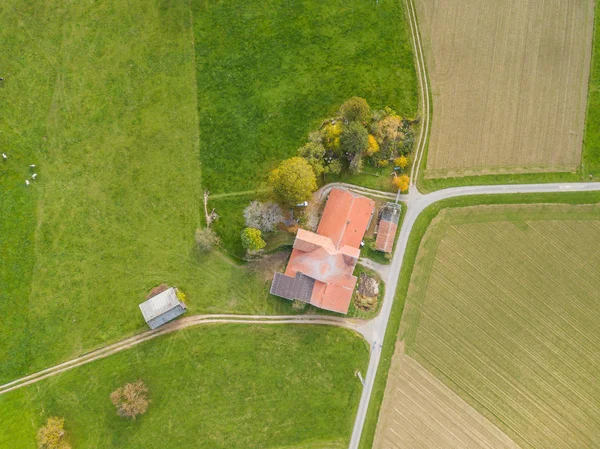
243;201;283;233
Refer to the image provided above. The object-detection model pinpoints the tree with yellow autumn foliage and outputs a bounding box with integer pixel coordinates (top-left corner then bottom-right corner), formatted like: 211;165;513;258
322;122;342;152
394;156;409;170
37;417;70;449
392;174;410;193
367;134;379;156
269;157;317;205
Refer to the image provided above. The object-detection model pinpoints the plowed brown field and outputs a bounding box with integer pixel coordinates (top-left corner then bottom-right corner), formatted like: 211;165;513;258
416;0;594;178
394;204;600;448
373;348;519;449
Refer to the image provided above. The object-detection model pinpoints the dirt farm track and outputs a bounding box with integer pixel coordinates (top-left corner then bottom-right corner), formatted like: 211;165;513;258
418;0;595;178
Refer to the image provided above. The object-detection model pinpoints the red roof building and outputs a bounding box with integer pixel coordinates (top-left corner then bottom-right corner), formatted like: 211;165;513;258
270;188;375;314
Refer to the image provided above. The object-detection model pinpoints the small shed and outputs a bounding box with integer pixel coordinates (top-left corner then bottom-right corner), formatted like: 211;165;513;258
139;287;187;329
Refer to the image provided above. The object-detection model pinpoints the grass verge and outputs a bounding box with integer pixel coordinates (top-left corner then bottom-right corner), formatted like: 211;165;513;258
583;1;600;177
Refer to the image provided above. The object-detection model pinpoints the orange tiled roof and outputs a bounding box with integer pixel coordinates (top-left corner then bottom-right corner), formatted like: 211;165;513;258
317;188;375;249
375;221;397;253
274;188;375;314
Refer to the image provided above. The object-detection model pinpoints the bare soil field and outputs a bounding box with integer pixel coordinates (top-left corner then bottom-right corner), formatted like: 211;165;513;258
416;0;594;178
373;347;518;449
398;204;600;448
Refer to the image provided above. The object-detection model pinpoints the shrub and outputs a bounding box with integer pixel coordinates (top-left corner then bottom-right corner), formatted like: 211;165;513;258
349;153;363;174
392;174;410;193
366;134;379;156
241;227;267;251
354;293;377;311
394;156;409;169
195;227;220;252
110;380;150;420
327;159;342;175
291;299;308;311
176;288;186;303
244;201;283;232
340;96;371;123
37;417;70;449
377;159;390;168
269;157;317;205
340;122;369;155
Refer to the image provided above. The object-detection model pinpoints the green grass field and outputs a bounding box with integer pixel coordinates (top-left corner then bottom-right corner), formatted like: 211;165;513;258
583;1;600;177
192;0;418;194
0;324;368;449
0;0;299;385
400;203;600;448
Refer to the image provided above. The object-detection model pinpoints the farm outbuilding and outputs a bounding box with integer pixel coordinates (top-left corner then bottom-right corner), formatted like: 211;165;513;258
375;203;401;253
139;287;187;329
270;188;375;314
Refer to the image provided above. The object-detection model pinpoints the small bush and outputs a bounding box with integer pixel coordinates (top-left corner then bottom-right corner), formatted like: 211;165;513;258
241;227;267;251
322;122;342;152
354;293;377;311
291;299;308;311
327;159;342;175
195;227;220;252
110;379;150;420
366;134;379;156
176;288;186;303
377;159;390;168
37;417;70;449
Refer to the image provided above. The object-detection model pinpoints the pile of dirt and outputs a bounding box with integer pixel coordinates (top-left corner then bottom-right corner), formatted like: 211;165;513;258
146;283;169;299
355;273;379;311
358;273;379;297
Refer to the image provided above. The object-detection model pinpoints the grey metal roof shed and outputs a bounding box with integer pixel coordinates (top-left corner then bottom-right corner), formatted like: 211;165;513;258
139;287;187;329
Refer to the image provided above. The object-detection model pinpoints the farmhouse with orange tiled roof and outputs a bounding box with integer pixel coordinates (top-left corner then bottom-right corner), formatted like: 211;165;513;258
270;188;375;314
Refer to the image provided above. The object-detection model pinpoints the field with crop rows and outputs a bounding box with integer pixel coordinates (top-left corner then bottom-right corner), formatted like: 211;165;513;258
373;349;519;449
416;0;594;178
395;204;600;448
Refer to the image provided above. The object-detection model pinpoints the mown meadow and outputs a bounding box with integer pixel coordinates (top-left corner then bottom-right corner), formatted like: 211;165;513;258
0;325;368;448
